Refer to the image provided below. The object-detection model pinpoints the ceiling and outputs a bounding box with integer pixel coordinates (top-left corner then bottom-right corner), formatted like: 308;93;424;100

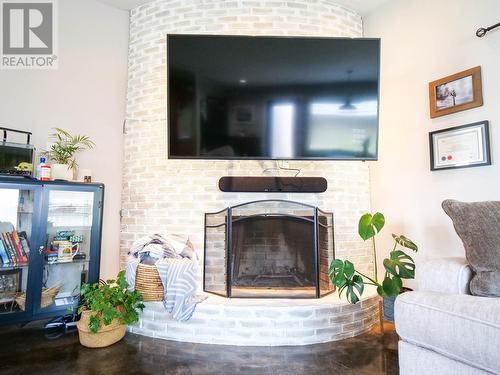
97;0;151;10
97;0;390;15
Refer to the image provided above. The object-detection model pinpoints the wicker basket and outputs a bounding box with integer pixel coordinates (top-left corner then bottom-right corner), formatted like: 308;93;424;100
77;309;126;348
134;263;164;301
15;286;60;311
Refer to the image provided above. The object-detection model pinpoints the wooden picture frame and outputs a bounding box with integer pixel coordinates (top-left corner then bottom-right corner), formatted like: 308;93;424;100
429;120;491;171
429;66;483;118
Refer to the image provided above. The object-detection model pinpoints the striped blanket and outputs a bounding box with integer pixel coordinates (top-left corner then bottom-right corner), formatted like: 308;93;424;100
156;258;206;321
126;256;206;321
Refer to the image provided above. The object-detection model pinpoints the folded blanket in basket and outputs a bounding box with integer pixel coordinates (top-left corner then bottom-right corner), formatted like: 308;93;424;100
125;234;206;321
129;234;180;261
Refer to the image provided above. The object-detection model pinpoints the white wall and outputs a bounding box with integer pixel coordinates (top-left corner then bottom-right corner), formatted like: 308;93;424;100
0;0;129;279
365;0;500;286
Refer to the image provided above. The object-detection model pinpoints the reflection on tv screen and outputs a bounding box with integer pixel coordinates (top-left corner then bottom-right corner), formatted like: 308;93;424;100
168;34;380;160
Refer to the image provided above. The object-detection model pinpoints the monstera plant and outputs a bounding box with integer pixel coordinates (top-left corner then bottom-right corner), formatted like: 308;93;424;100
329;212;418;304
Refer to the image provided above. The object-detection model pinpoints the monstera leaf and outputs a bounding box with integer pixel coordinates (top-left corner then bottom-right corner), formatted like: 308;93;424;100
392;234;418;252
339;275;365;304
358;212;385;241
377;276;402;297
329;259;364;304
383;250;416;279
329;259;354;287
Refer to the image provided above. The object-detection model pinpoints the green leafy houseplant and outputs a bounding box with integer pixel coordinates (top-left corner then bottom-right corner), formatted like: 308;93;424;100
42;128;95;170
328;212;418;304
79;271;145;333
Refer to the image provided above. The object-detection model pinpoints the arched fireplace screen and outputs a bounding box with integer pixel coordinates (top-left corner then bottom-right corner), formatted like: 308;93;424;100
204;200;335;298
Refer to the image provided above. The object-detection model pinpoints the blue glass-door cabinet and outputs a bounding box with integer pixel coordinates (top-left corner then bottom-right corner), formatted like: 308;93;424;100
0;177;103;325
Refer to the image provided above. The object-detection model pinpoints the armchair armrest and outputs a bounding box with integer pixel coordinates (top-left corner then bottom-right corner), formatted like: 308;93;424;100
417;257;472;295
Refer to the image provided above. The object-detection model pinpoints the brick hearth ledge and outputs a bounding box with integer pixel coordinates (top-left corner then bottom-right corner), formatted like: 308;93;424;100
130;288;379;346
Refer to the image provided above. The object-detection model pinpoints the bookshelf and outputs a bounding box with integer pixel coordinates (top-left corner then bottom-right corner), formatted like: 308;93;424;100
0;177;103;325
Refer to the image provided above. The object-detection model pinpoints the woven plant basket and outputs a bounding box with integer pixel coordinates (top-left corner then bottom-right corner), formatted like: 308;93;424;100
134;263;164;301
15;286;60;311
77;309;126;348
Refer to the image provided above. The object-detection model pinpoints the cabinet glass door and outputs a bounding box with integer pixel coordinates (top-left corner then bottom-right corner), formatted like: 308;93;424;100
0;187;36;317
37;189;95;312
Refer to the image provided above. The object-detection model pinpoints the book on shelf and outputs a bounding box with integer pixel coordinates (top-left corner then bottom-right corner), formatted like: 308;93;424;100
11;231;28;263
0;237;10;265
1;232;16;265
0;231;30;266
18;231;30;256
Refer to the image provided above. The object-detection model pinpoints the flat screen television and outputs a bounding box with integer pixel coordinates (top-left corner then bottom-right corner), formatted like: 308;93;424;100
167;34;380;160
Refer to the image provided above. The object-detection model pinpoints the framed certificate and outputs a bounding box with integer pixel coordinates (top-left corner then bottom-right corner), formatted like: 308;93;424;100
429;121;491;171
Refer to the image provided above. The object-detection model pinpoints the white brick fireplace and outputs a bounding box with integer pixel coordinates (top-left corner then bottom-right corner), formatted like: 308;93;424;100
122;0;378;345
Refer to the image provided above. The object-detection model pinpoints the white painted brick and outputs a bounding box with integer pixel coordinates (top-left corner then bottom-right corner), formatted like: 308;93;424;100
287;310;313;319
122;0;372;282
143;301;165;313
314;306;341;317
143;320;167;332
273;320;300;329
285;328;315;338
329;313;354;324
134;292;378;346
315;326;342;336
123;0;377;346
302;318;329;328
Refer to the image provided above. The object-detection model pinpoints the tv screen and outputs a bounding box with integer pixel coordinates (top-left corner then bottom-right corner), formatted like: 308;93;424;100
168;34;380;160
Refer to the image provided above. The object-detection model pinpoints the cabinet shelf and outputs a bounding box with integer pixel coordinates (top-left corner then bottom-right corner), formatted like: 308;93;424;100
0;262;30;270
44;259;90;266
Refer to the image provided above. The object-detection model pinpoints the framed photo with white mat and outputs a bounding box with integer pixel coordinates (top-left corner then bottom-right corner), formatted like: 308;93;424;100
429;66;483;118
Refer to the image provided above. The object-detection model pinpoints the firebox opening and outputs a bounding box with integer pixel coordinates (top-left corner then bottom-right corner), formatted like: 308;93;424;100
230;216;317;298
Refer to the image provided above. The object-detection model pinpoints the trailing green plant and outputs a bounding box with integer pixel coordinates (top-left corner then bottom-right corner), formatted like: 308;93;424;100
42;128;95;170
79;271;145;333
328;212;418;304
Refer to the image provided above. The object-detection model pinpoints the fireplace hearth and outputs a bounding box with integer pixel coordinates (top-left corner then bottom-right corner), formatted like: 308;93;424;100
204;200;335;298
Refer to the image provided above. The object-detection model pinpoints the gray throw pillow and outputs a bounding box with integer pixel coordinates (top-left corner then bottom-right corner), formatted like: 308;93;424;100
442;200;500;297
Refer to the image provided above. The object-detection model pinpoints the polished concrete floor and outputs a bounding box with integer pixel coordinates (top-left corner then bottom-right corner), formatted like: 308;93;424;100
0;321;399;375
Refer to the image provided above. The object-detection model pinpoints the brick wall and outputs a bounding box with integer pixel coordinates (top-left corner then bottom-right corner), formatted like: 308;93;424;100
122;0;374;284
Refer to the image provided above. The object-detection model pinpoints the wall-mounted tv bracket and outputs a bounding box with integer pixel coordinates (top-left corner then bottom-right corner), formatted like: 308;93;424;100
476;22;500;38
0;127;32;144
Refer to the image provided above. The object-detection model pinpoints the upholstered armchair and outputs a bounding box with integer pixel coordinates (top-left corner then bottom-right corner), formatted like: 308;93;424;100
395;257;500;374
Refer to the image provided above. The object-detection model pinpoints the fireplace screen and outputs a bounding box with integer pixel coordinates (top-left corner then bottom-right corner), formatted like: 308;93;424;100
204;200;335;298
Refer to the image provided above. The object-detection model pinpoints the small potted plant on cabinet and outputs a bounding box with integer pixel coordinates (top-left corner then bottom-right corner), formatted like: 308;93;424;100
42;128;95;180
76;271;144;348
329;212;418;321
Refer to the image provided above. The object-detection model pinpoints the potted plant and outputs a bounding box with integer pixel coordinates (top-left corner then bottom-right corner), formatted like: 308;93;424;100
329;212;418;321
42;128;95;180
76;271;145;348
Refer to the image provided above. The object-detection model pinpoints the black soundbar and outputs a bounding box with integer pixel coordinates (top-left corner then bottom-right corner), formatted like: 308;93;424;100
218;176;327;193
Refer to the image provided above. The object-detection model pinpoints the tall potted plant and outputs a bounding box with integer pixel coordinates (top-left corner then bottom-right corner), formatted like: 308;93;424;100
329;212;418;320
76;271;144;348
42;128;95;180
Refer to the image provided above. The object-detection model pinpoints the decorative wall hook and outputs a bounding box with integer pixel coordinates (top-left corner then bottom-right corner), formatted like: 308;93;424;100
476;22;500;37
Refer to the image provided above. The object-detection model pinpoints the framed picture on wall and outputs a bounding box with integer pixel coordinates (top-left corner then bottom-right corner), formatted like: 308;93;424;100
429;66;483;118
429;121;491;171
